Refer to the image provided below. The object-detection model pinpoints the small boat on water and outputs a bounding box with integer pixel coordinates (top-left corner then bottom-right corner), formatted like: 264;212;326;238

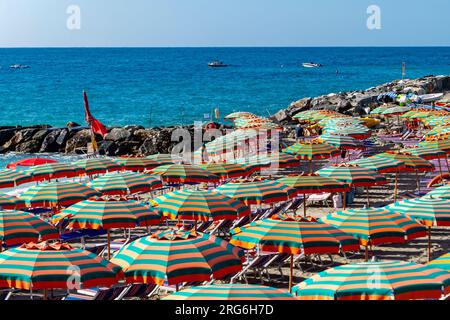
419;93;444;103
10;64;30;69
208;60;228;68
302;62;322;68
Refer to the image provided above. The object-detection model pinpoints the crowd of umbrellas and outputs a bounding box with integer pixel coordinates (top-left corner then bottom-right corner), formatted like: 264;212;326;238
0;107;449;300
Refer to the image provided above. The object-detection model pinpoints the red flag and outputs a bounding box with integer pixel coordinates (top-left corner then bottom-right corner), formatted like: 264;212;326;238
83;91;108;137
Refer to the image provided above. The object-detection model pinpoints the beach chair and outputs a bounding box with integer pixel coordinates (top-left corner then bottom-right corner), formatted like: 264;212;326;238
196;220;214;232
306;193;332;207
260;253;291;283
116;283;159;300
0;289;13;300
62;286;126;301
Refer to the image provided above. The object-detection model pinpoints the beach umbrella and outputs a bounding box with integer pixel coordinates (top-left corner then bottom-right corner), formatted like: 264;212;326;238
215;178;298;206
24;163;83;181
403;146;446;176
6;157;58;169
151;189;249;223
145;153;183;165
427;184;450;199
386;195;450;260
318;133;364;150
293;260;450;300
19;181;100;208
324;126;371;140
150;164;220;184
283;140;339;173
230;153;298;171
230;216;359;291
316;164;379;207
349;156;405;201
370;105;390;115
0;241;121;298
88;172;162;195
0;169;33;188
419;137;450;171
321;207;426;261
54;198;162;259
277;173;350;216
349;156;405;173
0;194;25;210
0;210;59;251
419;137;450;152
428;252;450;273
198;163;253;179
112;156;159;171
374;151;434;192
111;229;243;288
163;284;296;300
381;106;411;116
225;112;257;120
72;158;122;175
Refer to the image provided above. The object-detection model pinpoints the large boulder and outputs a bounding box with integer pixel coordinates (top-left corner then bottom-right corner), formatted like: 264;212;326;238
39;129;67;153
2;128;38;151
0;128;18;147
139;129;174;155
65;129;91;154
98;141;119;156
105;128;131;142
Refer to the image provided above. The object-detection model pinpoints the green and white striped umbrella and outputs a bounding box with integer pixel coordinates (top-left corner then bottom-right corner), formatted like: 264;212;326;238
293;260;450;300
72;158;122;175
88;172;162;195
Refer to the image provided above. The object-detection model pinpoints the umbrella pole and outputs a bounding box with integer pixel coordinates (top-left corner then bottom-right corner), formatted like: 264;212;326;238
438;157;443;178
107;229;111;260
365;245;369;262
446;155;450;173
415;171;420;193
428;226;432;262
393;172;399;202
342;192;346;209
309;160;313;174
289;254;293;293
0;240;2;253
303;193;307;217
43;289;48;300
365;187;370;207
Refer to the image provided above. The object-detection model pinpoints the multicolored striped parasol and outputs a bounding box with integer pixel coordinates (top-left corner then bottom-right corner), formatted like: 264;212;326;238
88;172;162;195
111;229;243;286
0;169;33;188
230;216;359;291
112;157;159;171
198;163;253;179
0;242;121;291
0;210;59;249
163;284;295;300
349;156;405;173
24;163;83;181
19;182;100;207
428;252;450;273
318;133;364;150
151;189;250;222
72;158;122;175
0;194;25;210
293;260;450;300
150;164;220;184
320;207;426;260
215;178;298;205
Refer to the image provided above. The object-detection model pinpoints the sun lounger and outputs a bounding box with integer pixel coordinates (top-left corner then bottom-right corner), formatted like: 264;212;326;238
230;253;277;284
306;193;332;207
116;283;159;300
63;286;126;301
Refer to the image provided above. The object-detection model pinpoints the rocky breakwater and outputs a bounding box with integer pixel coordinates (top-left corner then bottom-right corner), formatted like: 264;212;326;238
0;122;230;156
270;75;450;126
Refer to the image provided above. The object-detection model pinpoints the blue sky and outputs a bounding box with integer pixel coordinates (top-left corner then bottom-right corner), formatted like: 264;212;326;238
0;0;449;47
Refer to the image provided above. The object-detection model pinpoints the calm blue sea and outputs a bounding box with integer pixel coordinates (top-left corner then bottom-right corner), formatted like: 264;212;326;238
0;47;449;167
0;47;449;129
